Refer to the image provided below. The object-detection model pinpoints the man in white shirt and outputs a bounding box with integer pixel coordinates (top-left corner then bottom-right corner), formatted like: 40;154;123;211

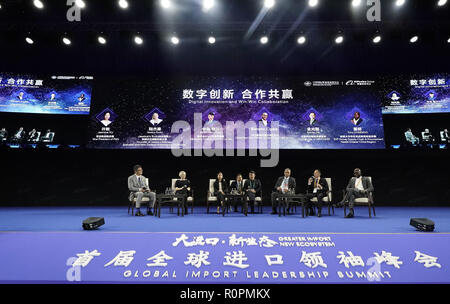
128;165;156;216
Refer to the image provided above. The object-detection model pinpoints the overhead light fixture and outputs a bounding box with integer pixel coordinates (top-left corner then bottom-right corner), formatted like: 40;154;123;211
351;0;362;7
335;35;344;44
118;0;128;9
161;0;171;9
264;0;275;9
98;36;107;44
33;0;44;9
208;36;216;44
62;37;71;45
447;37;450;43
25;37;34;44
134;36;143;45
203;0;214;11
409;35;418;43
372;35;381;43
75;0;85;8
309;0;319;7
297;36;306;44
260;36;269;44
395;0;405;7
437;0;447;6
171;36;179;45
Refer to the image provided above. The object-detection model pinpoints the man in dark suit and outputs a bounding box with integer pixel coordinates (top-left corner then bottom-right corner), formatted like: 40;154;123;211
230;173;245;212
337;168;374;218
271;168;296;215
243;171;262;215
305;169;329;217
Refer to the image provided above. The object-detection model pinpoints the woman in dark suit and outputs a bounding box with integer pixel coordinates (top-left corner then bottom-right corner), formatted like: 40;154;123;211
175;170;191;214
213;172;228;214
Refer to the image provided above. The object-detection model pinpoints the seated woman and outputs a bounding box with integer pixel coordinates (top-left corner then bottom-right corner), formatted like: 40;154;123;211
213;172;228;214
174;171;191;214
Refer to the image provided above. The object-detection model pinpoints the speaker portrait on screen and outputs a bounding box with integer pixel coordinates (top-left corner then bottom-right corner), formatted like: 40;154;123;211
308;112;318;126
100;112;113;127
350;111;363;126
149;112;163;126
96;108;118;127
259;112;270;127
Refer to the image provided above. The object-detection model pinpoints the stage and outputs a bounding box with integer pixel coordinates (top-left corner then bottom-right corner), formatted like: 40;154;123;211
1;206;448;284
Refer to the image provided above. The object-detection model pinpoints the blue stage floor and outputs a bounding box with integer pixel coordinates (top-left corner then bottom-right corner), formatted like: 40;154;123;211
0;206;449;233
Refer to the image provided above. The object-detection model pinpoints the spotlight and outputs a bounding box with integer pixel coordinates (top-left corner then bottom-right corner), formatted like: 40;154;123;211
264;0;275;9
75;0;85;8
308;0;319;7
33;0;44;9
62;37;71;45
335;35;344;44
134;36;143;45
171;36;179;45
260;36;269;44
118;0;128;9
409;35;418;43
25;37;34;44
98;36;107;44
447;37;450;43
395;0;405;6
297;36;306;44
351;0;362;7
161;0;171;9
437;0;447;6
203;0;214;11
208;36;216;44
373;35;381;43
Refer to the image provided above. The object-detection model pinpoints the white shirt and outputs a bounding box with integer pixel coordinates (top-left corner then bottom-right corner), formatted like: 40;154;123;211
313;177;320;193
218;181;222;192
355;177;364;191
261;120;268;126
150;118;162;125
281;177;289;192
101;120;112;126
352;118;360;125
135;175;145;188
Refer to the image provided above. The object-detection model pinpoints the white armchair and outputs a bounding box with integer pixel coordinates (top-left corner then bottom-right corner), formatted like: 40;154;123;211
309;178;334;215
128;178;150;216
171;178;194;213
206;179;218;214
343;176;376;218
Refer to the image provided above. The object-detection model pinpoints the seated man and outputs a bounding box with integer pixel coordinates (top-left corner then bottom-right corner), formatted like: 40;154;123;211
305;169;328;217
422;129;434;143
128;164;156;216
337;168;374;218
243;171;262;215
404;128;419;145
229;173;245;212
12;127;25;142
271;168;297;215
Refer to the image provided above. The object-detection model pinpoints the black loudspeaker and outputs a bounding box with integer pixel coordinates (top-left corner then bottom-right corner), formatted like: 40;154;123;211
82;217;105;230
410;218;435;232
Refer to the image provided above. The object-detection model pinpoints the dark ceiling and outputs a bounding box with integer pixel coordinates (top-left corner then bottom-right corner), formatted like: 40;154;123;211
0;0;449;76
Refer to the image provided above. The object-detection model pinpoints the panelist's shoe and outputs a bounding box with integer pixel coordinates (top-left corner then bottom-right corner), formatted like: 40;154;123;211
135;211;145;217
147;210;154;216
317;211;322;218
270;210;278;215
345;210;354;218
